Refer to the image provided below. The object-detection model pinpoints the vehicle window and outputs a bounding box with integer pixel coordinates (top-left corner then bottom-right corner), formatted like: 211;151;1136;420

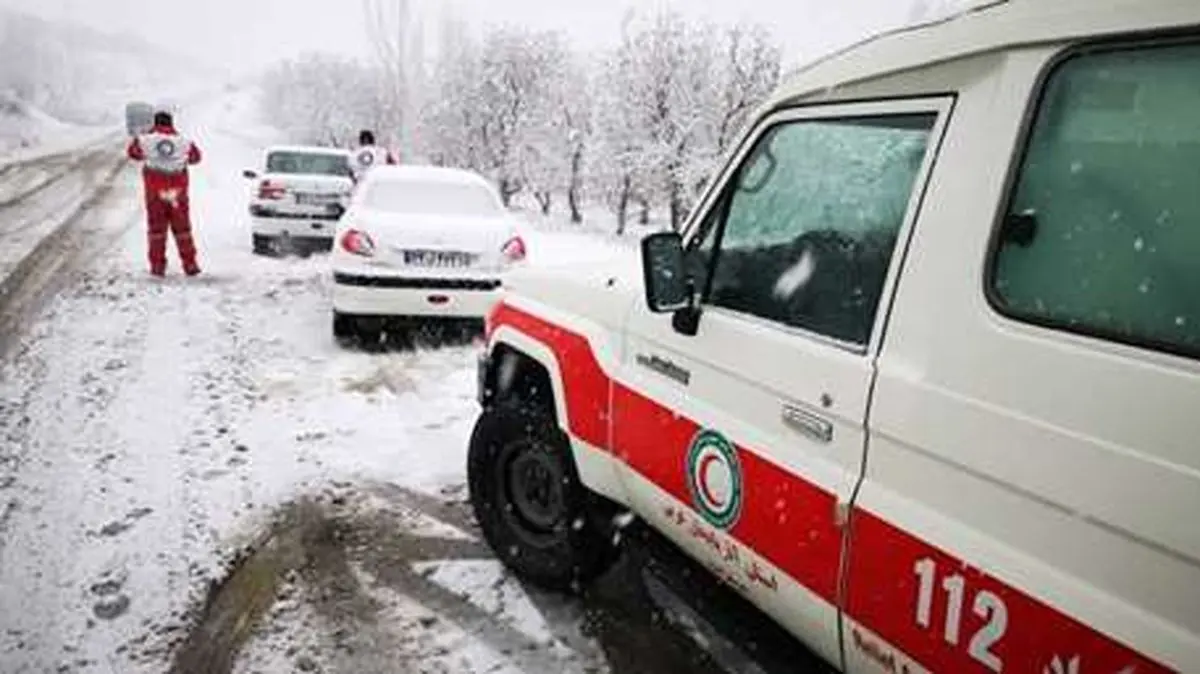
266;151;351;177
685;201;726;296
701;113;935;345
992;42;1200;358
363;180;504;218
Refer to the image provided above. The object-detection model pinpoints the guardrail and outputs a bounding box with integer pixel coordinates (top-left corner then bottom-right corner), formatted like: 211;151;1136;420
0;137;131;350
0;128;124;173
0;139;125;211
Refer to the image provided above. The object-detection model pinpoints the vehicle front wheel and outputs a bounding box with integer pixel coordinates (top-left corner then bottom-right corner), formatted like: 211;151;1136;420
468;400;616;592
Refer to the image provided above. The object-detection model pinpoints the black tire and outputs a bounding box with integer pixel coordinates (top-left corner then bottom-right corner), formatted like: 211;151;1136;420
252;234;278;257
332;311;357;347
468;400;616;592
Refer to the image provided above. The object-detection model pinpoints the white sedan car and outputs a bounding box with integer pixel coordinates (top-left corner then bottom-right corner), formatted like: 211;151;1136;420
330;166;526;342
243;146;354;256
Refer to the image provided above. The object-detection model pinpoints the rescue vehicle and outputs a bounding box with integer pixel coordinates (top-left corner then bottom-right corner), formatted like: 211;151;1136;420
468;1;1200;671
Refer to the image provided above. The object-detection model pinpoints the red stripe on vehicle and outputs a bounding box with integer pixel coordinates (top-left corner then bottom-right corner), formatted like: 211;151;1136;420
846;509;1173;673
490;302;1175;673
489;303;609;447
612;383;844;604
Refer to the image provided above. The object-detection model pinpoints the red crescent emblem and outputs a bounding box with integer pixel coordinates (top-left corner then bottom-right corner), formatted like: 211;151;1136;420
698;454;725;508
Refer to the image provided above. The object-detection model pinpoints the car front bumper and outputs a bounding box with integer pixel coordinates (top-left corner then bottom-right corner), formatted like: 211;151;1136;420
250;210;340;240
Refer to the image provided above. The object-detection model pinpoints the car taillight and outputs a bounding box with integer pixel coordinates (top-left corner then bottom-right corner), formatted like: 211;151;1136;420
257;180;286;200
501;236;526;263
340;229;375;257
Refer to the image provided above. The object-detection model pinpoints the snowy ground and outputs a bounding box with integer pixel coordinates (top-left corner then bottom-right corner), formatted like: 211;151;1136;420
0;90;749;674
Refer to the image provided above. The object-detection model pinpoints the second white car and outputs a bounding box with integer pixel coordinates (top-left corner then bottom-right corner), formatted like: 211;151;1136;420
244;145;354;256
330;165;526;342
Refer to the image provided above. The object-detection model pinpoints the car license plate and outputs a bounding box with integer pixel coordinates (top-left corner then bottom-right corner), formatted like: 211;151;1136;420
296;193;336;205
403;250;474;267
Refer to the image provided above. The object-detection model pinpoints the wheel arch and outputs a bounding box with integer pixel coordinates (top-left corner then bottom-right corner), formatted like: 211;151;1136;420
482;326;570;428
482;324;631;510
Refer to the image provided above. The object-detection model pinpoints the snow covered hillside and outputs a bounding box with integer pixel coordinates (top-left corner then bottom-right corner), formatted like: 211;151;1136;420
0;8;220;152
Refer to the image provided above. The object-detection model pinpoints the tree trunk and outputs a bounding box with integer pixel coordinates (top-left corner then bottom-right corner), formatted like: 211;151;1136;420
534;191;552;215
616;174;631;236
567;146;584;224
499;178;520;207
668;179;685;231
638;196;650;226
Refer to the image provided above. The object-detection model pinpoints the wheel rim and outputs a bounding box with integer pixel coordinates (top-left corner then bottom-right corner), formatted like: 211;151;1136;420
498;439;567;547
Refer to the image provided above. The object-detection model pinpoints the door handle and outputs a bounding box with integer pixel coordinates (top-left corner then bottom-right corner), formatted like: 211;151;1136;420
781;403;833;444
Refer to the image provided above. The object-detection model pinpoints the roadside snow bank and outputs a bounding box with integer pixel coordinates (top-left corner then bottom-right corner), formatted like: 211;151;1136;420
0;92;117;161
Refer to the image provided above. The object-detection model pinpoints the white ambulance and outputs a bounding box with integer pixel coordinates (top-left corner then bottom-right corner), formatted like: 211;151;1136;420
469;1;1200;671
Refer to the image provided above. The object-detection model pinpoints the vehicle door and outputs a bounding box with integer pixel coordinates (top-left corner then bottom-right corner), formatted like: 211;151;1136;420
611;98;952;666
845;38;1200;674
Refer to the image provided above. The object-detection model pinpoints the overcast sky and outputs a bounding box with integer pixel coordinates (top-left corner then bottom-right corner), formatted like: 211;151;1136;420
0;0;931;74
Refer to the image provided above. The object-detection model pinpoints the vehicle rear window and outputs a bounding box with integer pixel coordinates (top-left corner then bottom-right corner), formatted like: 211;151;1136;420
266;151;351;177
990;41;1200;359
362;180;503;218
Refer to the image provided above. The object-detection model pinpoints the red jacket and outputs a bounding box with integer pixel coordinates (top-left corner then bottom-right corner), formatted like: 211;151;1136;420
127;124;202;195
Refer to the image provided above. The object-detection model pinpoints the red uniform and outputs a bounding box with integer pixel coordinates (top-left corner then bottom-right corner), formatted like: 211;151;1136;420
349;144;397;183
127;123;202;276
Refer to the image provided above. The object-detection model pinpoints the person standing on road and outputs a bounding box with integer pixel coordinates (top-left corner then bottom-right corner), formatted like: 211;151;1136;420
349;130;396;184
126;110;202;277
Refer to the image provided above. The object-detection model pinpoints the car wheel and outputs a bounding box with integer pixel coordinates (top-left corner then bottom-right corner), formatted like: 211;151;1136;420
252;234;279;257
468;400;617;592
332;311;357;347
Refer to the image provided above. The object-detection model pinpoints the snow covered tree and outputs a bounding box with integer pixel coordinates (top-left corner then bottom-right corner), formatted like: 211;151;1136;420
418;12;484;171
713;24;782;157
472;27;567;206
362;0;425;154
558;55;594;223
261;54;386;147
589;10;780;233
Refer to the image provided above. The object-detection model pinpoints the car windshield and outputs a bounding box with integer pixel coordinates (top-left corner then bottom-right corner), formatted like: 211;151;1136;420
363;179;502;217
266;151;350;177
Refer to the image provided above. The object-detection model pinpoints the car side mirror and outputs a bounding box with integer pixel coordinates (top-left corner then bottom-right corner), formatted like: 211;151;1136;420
642;232;689;312
641;232;702;336
242;169;258;179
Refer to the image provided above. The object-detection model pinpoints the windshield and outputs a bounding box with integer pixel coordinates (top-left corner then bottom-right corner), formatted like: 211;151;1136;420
266;151;351;177
363;179;503;217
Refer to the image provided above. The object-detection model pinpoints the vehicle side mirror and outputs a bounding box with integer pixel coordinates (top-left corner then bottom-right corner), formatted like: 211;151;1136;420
242;169;258;179
642;232;702;335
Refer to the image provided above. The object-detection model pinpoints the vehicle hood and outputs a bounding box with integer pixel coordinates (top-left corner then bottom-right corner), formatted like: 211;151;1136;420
501;249;644;333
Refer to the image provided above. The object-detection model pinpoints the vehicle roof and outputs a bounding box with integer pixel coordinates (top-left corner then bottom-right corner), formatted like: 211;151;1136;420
363;165;494;189
265;145;350;157
772;0;1200;104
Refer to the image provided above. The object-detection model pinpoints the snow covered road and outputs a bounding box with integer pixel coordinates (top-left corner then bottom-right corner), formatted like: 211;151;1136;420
0;92;788;674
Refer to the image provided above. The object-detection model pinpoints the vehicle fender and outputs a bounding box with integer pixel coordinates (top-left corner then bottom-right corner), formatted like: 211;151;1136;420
486;322;631;509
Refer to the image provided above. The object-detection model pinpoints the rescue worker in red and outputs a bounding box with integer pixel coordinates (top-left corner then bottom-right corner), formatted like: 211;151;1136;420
349;129;396;184
126;110;202;276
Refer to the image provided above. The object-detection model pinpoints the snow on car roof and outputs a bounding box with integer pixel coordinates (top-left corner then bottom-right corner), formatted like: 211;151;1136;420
772;0;1200;104
364;165;492;188
265;145;350;156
